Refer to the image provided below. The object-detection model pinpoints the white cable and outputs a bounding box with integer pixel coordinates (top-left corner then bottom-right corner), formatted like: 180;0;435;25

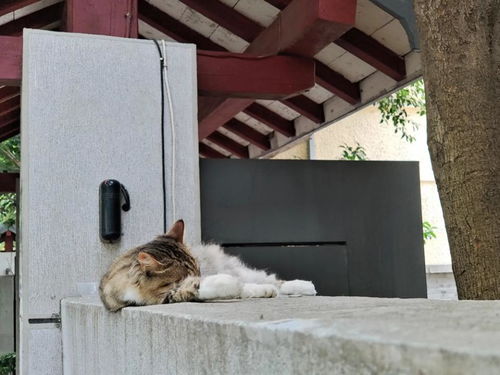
161;40;177;223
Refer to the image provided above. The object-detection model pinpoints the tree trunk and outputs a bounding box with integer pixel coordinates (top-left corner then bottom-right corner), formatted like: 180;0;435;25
413;1;500;299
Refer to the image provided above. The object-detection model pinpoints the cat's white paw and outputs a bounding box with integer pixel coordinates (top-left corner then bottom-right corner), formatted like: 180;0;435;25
198;274;242;300
241;283;278;298
279;280;317;296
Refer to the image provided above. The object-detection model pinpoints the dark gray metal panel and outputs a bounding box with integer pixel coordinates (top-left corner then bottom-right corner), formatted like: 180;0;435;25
370;0;420;49
200;159;427;298
224;245;349;296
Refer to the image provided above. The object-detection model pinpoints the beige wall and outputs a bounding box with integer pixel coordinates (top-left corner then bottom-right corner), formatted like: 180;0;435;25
273;105;451;266
271;141;309;160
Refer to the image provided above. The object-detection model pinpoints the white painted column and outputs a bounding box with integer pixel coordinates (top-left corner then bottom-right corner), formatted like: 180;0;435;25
20;29;199;374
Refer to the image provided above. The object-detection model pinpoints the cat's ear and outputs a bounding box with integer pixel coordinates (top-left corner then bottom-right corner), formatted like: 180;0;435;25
137;252;163;271
165;219;184;243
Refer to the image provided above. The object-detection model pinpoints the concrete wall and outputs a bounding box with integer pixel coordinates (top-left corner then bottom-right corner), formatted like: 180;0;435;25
62;296;500;375
20;30;199;374
0;252;15;275
0;275;14;354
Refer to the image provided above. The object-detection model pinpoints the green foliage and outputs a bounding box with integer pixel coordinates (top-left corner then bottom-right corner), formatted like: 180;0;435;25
0;193;16;228
0;352;15;375
0;136;20;230
0;136;20;172
377;79;426;143
423;221;437;244
340;143;367;161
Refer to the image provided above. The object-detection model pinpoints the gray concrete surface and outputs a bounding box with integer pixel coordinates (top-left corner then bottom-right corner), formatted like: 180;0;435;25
0;275;14;354
20;29;199;374
62;296;500;375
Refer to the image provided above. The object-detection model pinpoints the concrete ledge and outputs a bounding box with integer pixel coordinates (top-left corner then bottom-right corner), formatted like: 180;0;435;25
62;297;500;374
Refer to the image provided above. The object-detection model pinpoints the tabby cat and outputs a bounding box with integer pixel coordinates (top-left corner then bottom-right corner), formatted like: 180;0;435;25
99;220;316;311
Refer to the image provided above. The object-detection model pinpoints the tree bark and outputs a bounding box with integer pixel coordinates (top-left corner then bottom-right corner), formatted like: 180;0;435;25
414;0;500;299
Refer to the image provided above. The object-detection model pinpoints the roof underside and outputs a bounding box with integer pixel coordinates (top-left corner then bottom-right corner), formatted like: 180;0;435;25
0;0;422;158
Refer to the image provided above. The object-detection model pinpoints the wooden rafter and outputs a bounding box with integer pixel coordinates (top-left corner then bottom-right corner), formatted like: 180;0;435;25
315;61;360;104
0;95;20;113
178;0;261;41
196;0;356;139
197;50;314;99
263;0;407;81
138;0;224;51
0;2;63;35
0;107;20;129
0;172;19;193
172;0;360;122
0;122;19;142
0;0;41;17
244;103;296;137
138;3;296;143
280;96;324;124
0;87;20;101
246;0;355;57
199;143;227;159
223;119;271;151
336;28;406;81
206;132;249;159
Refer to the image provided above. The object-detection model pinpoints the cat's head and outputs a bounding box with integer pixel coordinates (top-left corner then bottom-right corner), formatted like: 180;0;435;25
133;220;200;303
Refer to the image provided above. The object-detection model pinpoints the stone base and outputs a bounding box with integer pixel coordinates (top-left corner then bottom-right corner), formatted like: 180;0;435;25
62;296;500;374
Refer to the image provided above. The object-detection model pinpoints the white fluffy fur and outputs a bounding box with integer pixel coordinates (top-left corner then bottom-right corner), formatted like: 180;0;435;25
191;243;317;301
198;274;242;300
279;280;317;296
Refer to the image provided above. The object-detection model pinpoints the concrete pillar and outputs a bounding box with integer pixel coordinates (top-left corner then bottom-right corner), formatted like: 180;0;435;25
19;29;199;374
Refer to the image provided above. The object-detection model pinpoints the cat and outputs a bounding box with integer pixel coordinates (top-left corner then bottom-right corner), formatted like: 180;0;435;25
99;219;316;312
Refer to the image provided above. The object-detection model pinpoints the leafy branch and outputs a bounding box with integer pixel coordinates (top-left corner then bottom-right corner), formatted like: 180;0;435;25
423;221;437;243
340;143;367;161
0;136;20;230
376;79;426;143
0;352;15;375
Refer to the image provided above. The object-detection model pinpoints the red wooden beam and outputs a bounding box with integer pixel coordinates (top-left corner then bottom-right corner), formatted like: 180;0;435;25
0;107;20;129
3;231;15;251
0;2;63;35
173;0;361;106
0;0;40;17
0;122;20;143
244;103;296;137
0;37;21;86
178;0;261;41
223;119;270;151
336;28;406;81
280;96;324;123
138;0;224;51
198;98;254;139
264;0;290;10
0;173;19;193
206;132;249;159
315;61;360;104
198;0;355;139
0;86;20;101
246;0;355;57
199;143;227;159
197;50;314;99
66;0;138;38
0;95;20;113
